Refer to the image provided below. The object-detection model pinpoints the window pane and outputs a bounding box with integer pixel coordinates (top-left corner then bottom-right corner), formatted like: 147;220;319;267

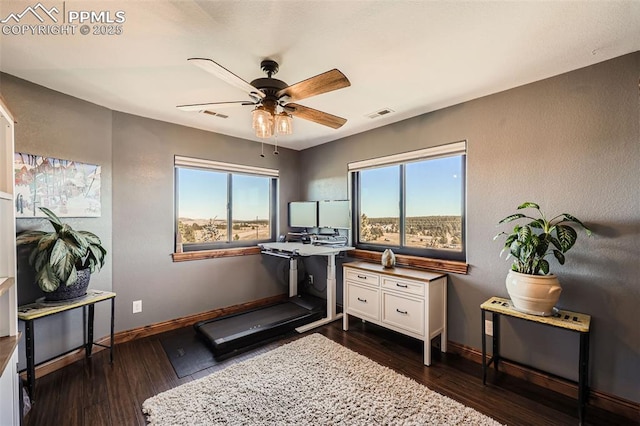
232;174;271;241
359;165;400;245
405;156;463;251
177;168;228;244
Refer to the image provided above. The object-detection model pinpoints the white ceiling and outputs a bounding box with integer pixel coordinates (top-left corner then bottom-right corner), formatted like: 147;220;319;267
1;1;638;150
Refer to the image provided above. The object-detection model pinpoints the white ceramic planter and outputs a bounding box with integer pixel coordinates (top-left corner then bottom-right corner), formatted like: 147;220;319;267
505;270;562;316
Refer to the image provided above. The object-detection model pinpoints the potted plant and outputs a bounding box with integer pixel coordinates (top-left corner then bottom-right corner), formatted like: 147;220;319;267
494;202;591;315
16;207;107;301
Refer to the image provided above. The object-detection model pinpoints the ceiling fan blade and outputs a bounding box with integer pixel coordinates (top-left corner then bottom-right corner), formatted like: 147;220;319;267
188;58;266;99
283;103;347;129
177;101;255;112
277;69;350;102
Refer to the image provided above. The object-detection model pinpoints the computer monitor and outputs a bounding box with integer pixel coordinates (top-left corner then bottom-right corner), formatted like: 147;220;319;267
318;200;350;229
288;201;318;228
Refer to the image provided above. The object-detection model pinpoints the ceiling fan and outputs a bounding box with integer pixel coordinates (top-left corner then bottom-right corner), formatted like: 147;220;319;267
177;58;351;138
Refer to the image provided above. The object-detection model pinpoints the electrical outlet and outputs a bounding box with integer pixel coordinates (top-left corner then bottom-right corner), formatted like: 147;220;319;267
485;319;493;336
309;275;314;285
133;300;142;314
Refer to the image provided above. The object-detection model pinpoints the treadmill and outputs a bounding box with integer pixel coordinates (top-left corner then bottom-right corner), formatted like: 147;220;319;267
194;294;324;357
194;249;323;357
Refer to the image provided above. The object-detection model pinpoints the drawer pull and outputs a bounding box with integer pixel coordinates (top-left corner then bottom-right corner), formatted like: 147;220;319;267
357;275;367;279
395;283;408;288
357;297;367;303
396;308;408;315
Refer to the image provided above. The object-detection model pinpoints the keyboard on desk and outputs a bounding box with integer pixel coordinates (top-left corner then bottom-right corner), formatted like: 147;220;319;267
312;237;348;246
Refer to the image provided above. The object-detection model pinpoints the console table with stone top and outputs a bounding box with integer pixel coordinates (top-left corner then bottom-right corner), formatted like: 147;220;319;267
17;290;116;401
481;296;591;424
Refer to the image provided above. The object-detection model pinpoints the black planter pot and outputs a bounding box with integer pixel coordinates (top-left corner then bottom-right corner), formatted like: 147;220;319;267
45;268;91;301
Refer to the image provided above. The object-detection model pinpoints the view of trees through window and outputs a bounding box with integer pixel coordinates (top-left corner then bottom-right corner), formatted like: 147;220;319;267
176;167;272;247
358;155;464;253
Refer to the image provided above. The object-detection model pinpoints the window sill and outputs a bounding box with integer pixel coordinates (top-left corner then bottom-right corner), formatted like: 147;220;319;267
347;249;468;275
172;246;262;262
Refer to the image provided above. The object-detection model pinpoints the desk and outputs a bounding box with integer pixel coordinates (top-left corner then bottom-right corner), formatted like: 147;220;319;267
481;296;591;424
259;242;353;332
18;290;116;401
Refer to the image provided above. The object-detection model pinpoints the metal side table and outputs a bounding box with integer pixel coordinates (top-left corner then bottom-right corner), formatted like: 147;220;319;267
481;296;591;424
18;290;116;402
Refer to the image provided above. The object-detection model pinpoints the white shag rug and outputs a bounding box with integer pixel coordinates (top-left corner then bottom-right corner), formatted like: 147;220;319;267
143;333;502;425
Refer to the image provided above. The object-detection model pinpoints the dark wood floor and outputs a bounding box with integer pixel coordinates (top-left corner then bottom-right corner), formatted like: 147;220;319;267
24;319;636;426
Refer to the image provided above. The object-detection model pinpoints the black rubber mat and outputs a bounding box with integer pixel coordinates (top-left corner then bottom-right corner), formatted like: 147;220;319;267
159;327;218;378
159;325;301;378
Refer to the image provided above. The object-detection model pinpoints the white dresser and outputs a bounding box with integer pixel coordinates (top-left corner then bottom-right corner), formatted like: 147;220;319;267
342;261;447;365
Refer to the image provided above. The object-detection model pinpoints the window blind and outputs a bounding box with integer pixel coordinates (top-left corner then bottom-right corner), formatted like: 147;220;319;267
348;140;466;172
175;155;279;177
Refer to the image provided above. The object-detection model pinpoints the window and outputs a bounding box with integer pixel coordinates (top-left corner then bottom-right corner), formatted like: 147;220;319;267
175;156;278;251
350;142;466;261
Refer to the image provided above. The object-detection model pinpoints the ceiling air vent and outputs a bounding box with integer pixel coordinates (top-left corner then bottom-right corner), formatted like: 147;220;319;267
366;108;395;119
203;111;229;119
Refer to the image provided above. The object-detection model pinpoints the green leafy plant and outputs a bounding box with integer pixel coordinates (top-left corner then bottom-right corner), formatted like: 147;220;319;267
494;202;592;275
16;207;107;292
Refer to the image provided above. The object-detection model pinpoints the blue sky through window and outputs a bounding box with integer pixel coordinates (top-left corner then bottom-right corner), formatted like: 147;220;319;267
360;156;462;217
406;156;462;216
360;165;399;218
232;174;269;222
178;168;270;221
178;168;226;219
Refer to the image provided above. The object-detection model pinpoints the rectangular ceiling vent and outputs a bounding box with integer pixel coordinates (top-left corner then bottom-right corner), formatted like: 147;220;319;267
203;111;229;119
366;108;395;119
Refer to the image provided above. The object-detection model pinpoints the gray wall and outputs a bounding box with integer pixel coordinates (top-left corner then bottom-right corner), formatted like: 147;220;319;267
299;53;640;402
111;112;299;330
0;73;113;367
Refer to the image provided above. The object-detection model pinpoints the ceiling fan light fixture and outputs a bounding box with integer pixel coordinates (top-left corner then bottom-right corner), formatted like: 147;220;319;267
252;106;273;138
181;58;350;141
252;106;270;129
275;111;293;135
254;121;273;138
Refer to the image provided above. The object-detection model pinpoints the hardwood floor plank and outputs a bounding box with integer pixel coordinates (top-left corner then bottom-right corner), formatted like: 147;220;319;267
56;360;86;426
81;350;110;408
115;338;159;404
101;344;146;426
83;401;112;426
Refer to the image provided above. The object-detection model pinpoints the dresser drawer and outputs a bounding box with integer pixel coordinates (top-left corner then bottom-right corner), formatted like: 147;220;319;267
382;292;424;335
382;277;424;297
346;282;380;320
344;268;379;287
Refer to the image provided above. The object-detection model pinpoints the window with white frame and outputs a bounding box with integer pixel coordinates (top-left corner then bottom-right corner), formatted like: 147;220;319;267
349;141;466;261
174;156;278;251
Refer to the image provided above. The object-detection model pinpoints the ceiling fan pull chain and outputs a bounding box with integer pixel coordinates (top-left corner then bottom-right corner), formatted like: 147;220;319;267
260;141;265;158
273;134;279;155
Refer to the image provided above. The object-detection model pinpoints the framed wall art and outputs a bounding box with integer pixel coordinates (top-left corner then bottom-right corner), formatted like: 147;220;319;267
14;153;101;218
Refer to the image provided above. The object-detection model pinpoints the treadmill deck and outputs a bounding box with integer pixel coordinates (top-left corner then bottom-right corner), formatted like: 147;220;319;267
194;295;325;356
